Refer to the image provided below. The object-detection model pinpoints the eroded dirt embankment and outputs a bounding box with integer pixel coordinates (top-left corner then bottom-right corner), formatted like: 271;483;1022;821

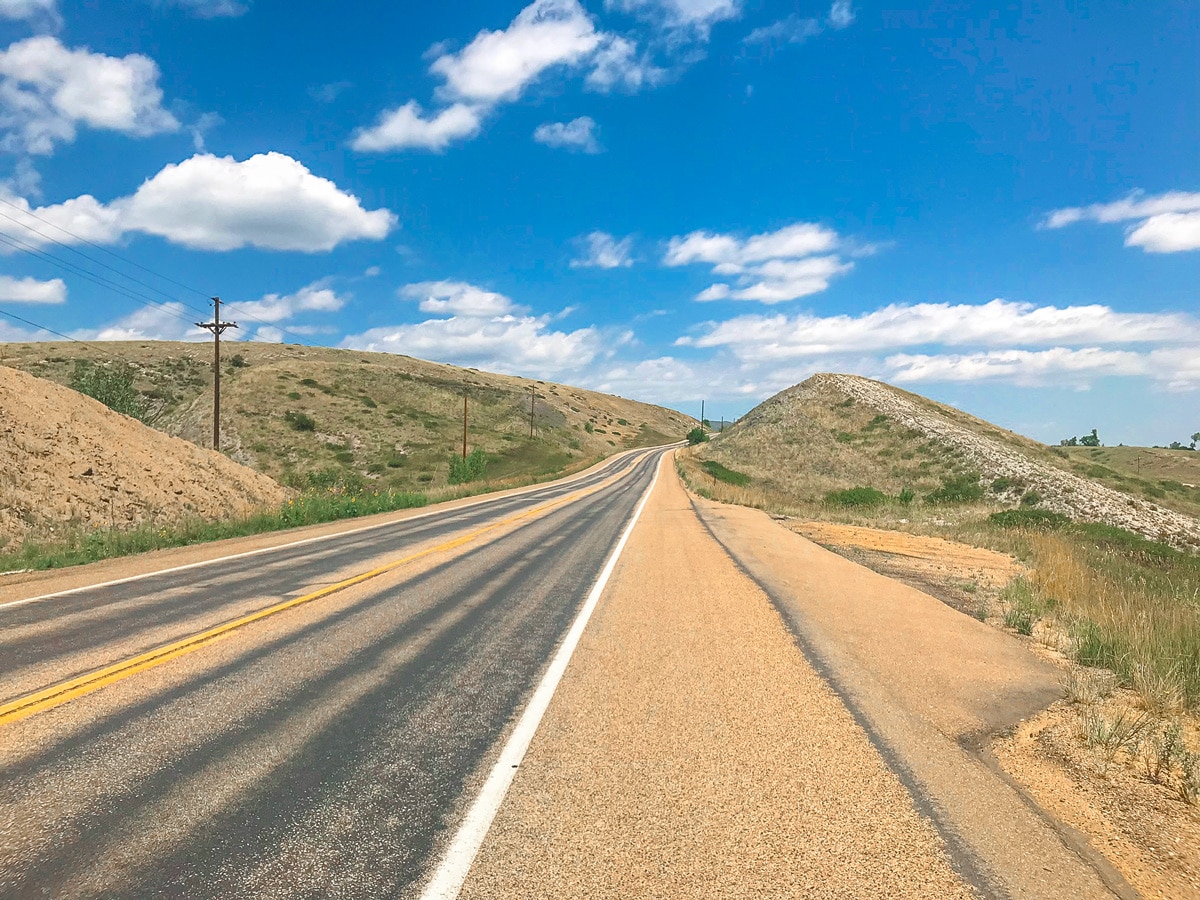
0;365;287;551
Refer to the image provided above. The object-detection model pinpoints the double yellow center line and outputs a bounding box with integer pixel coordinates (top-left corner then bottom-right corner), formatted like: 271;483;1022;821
0;455;647;728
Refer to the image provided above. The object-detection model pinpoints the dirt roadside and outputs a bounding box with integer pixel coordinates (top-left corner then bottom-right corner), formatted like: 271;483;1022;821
693;496;1131;898
462;455;975;898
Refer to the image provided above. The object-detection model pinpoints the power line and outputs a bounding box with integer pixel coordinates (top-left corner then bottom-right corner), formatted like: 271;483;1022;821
0;195;214;304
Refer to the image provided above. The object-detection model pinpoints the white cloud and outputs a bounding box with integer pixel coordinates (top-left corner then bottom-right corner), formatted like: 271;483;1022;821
431;0;602;105
0;273;63;302
884;348;1149;387
827;0;855;29
0;0;58;26
1125;212;1200;253
225;280;346;324
169;0;248;17
1042;189;1200;253
665;222;850;302
343;281;601;378
606;0;742;38
744;14;820;46
533;116;600;153
571;231;634;268
0;152;396;252
81;301;205;342
400;280;519;317
585;35;665;91
0;36;178;155
682;299;1200;359
351;101;482;153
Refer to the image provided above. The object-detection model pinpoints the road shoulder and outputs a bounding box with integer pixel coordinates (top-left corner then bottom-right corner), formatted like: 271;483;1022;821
460;454;974;898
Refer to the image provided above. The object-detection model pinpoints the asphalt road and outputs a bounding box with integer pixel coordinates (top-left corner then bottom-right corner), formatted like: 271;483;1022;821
0;447;667;899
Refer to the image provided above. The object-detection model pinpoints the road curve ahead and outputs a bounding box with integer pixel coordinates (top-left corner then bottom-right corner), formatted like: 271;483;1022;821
0;447;668;899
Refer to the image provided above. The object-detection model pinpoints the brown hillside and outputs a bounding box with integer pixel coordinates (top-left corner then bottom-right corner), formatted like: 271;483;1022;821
0;342;695;491
0;366;288;551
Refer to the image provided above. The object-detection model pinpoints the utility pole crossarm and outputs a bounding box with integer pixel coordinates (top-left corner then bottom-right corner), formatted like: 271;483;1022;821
196;296;237;452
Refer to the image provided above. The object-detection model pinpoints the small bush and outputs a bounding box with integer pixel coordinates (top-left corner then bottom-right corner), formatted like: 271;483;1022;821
69;360;153;422
229;353;246;368
286;391;301;400
991;476;1013;492
584;421;594;433
701;460;751;486
989;509;1069;529
925;473;985;504
299;378;318;387
449;448;488;484
897;487;915;505
617;418;628;426
825;486;887;508
1020;490;1042;507
687;427;708;445
361;396;378;408
284;410;316;431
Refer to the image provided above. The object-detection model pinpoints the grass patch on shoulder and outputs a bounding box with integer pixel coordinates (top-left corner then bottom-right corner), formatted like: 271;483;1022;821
701;460;751;487
0;488;429;573
825;486;887;508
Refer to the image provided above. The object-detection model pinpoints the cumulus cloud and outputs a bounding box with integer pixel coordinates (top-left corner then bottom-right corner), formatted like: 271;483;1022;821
606;0;742;38
533;116;600;153
1042;189;1200;253
571;231;634;268
343;279;601;378
0;152;395;252
351;101;482;153
0;273;63;302
225;280;346;324
665;222;850;302
681;299;1200;358
0;36;178;155
432;0;602;105
827;0;855;29
354;0;662;153
885;348;1149;386
401;280;519;317
0;0;59;27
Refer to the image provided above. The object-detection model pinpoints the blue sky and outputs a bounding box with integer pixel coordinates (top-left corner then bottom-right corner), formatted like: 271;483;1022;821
0;0;1196;445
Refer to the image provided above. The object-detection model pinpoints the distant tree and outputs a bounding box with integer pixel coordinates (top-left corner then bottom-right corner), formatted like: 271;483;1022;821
1191;432;1200;450
1079;429;1100;447
687;427;709;445
69;360;153;423
1060;436;1078;447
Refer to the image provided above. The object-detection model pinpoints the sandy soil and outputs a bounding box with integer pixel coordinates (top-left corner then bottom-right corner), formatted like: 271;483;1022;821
789;521;1020;617
463;456;977;898
0;365;287;550
782;516;1200;899
994;698;1200;900
692;495;1125;898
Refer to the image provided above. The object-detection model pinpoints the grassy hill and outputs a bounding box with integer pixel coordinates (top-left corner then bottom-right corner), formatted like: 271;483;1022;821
688;373;1200;550
0;341;694;493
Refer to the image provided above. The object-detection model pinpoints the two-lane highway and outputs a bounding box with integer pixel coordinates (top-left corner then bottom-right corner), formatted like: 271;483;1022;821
0;446;668;898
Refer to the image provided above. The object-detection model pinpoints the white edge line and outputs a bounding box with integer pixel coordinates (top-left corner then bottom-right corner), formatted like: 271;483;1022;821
418;449;667;900
0;446;672;613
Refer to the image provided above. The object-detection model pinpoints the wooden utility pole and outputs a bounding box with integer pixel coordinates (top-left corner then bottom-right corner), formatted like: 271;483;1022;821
196;296;237;451
462;392;469;460
529;386;537;438
701;399;705;426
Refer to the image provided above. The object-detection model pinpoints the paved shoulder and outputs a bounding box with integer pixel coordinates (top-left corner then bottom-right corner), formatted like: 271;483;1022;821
461;455;975;898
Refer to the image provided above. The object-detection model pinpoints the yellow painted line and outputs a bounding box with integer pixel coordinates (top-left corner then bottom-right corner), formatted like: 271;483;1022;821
0;454;649;729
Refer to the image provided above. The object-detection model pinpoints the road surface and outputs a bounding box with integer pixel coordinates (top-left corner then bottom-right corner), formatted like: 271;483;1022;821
0;448;665;898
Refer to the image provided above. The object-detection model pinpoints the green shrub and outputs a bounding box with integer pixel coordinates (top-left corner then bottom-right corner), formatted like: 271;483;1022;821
229;353;246;368
825;487;887;508
584;421;594;433
299;378;318;387
286;391;301;400
69;360;153;422
991;476;1012;492
284;410;316;431
989;509;1069;529
898;487;915;505
701;460;751;486
1020;490;1042;507
617;418;628;426
925;473;985;504
449;448;489;484
361;396;377;408
687;427;709;445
